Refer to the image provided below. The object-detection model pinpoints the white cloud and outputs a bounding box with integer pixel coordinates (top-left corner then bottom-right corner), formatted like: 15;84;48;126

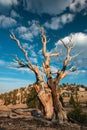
55;32;87;46
28;20;40;36
50;65;58;73
52;32;87;70
38;49;42;55
0;15;17;28
0;0;18;14
73;70;87;76
23;43;33;50
30;50;37;57
16;26;28;34
69;0;87;13
30;57;38;64
20;32;33;41
23;43;37;57
16;26;33;41
23;0;72;15
8;62;32;74
16;20;40;41
72;32;87;45
44;13;74;30
10;10;20;18
0;0;18;7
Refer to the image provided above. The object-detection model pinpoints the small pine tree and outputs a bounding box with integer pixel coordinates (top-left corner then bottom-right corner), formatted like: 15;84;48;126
4;96;10;106
68;92;82;122
26;87;43;110
59;95;65;107
69;94;75;106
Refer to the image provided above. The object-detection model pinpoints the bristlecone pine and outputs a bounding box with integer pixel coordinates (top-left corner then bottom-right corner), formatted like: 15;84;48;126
10;26;79;123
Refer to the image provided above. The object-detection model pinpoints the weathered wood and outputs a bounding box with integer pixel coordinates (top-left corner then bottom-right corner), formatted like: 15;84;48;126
10;27;78;124
34;84;54;120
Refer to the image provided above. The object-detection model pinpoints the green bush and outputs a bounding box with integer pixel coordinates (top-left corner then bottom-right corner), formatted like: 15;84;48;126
26;87;43;110
68;110;87;125
79;113;87;124
69;94;75;105
68;93;87;125
59;95;65;107
68;107;82;121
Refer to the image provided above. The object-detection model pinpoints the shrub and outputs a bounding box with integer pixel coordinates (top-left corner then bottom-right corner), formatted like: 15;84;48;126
69;94;75;105
26;87;43;110
59;95;65;107
68;111;87;125
68;93;87;125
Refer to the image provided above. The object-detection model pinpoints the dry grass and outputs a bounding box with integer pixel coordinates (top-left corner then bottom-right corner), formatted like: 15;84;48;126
0;104;27;112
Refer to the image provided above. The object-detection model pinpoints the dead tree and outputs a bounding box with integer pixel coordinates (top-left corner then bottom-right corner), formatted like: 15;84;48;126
10;28;79;123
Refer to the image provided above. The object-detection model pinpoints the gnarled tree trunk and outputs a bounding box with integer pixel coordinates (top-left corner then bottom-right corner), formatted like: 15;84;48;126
10;27;78;124
48;80;67;123
34;82;67;123
34;83;54;120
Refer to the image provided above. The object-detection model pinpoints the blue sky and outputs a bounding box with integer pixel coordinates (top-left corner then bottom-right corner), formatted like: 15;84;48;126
0;0;87;93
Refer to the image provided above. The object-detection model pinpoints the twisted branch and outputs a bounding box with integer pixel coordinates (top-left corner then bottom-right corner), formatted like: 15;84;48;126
10;32;32;69
10;32;43;82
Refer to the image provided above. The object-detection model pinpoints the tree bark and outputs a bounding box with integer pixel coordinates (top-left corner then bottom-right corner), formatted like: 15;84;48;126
48;79;67;123
10;29;78;124
34;83;54;120
34;82;67;123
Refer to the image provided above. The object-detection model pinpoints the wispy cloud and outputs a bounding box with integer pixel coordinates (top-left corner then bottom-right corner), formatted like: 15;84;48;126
0;0;18;7
0;0;18;15
50;65;58;73
50;32;87;71
0;15;17;28
10;10;20;18
0;77;33;94
30;57;38;64
74;70;87;75
69;0;87;13
55;32;87;46
23;0;71;15
16;20;40;41
23;43;37;57
8;62;33;74
0;77;29;82
44;13;74;30
0;59;32;74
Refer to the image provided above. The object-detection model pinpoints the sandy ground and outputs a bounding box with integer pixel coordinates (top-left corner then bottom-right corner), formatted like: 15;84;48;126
0;104;87;130
0;104;27;111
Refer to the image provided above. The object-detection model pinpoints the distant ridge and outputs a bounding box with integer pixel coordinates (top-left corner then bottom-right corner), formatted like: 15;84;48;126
0;83;87;106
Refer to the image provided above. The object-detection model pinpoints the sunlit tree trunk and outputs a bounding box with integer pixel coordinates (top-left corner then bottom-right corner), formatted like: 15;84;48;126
10;27;79;123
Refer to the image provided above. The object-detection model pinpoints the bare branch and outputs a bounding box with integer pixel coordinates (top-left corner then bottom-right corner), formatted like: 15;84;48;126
62;65;77;78
51;71;61;75
10;33;44;83
6;54;28;68
10;32;33;69
54;35;77;84
70;50;84;61
59;38;68;48
61;38;76;72
39;27;62;80
49;51;62;57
